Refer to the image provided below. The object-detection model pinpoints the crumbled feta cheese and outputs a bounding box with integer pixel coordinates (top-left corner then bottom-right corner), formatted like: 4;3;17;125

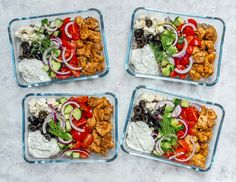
28;98;50;117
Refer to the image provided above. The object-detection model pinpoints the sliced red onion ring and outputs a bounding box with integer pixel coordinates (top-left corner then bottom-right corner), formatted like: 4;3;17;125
168;57;175;65
177;119;188;139
151;131;158;139
181;23;197;32
58;137;73;144
50;37;62;48
49;56;70;75
61;101;80;118
62;149;90;157
42;114;66;134
174;138;196;162
174;57;193;74
42;48;51;65
191;103;202;112
163;24;178;46
62;47;82;71
64;22;74;39
155;100;175;110
69;109;85;132
156;134;177;155
44;24;58;32
172;38;188;57
171;105;182;118
169;152;185;160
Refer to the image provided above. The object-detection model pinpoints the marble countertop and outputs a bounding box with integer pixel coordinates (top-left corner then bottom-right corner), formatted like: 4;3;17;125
0;0;235;181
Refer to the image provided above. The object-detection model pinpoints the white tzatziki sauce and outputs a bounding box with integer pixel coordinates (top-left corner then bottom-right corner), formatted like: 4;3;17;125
130;45;159;74
28;130;60;158
126;121;155;153
18;59;51;83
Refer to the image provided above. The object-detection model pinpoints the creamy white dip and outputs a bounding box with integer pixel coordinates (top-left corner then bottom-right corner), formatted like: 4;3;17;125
130;45;159;75
18;59;51;83
126;121;155;153
28;130;60;158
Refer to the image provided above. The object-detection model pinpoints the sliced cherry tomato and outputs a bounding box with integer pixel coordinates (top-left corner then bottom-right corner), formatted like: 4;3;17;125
56;66;72;79
71;129;87;141
175;147;186;155
178;140;190;153
176;153;188;160
188;128;196;135
174;58;181;65
71;22;80;40
83;125;92;134
187;121;196;128
177;24;184;32
164;151;174;158
84;111;93;118
186;36;193;43
71;70;81;77
79;149;90;158
176;43;184;50
186;107;199;122
63;17;71;24
170;71;178;78
187;19;198;27
73;117;87;127
176;64;185;70
186;45;194;55
190;37;201;46
180;56;189;66
177;130;185;139
179;74;187;79
61;39;76;49
183;27;195;36
82;133;93;148
70;141;82;149
80;103;91;112
77;96;88;104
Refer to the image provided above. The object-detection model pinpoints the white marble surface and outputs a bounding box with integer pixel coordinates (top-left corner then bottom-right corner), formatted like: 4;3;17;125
0;0;235;181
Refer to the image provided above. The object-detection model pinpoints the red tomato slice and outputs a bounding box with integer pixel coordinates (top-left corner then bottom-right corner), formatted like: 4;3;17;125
79;149;90;158
80;103;91;112
71;129;87;141
187;19;198;27
170;71;178;78
73;117;87;127
183;27;195;36
77;96;88;104
186;107;199;122
70;141;82;149
178;140;190;153
164;151;174;158
186;45;194;55
186;36;193;43
84;111;93;118
177;24;184;32
188;128;196;135
190;37;201;46
71;70;81;77
187;121;196;128
82;134;93;148
175;147;186;155
177;130;185;139
180;56;189;66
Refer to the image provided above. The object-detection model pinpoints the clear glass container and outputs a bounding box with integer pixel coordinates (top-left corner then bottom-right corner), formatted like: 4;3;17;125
8;8;109;87
22;92;118;163
120;85;225;171
125;7;226;86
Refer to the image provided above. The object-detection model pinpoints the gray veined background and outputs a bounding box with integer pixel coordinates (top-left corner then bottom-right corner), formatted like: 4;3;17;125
0;0;235;182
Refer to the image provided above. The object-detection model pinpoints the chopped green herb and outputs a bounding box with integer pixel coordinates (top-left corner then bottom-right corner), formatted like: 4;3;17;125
48;120;71;141
178;36;185;44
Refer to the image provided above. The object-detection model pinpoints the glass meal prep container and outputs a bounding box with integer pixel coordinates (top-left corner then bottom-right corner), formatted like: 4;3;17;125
125;7;225;86
8;8;109;87
121;85;225;172
22;92;118;163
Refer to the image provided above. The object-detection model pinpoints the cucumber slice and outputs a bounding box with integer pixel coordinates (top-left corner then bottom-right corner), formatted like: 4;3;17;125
64;105;73;114
181;99;189;107
59;97;68;104
54;18;64;28
72;152;80;159
42;64;49;72
174;16;184;27
49;71;56;78
53;49;61;57
64;114;70;120
66;121;71;132
64;151;73;157
58;143;65;149
72;108;82;120
53;30;61;37
51;60;61;71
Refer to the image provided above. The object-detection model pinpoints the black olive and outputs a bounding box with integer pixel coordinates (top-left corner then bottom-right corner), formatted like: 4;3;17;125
137;43;144;49
34;50;42;60
44;133;51;141
145;19;153;27
132;115;141;121
146;34;155;43
21;42;30;49
142;114;149;123
38;111;48;120
139;100;146;109
28;115;38;124
134;29;144;38
28;124;38;132
134;105;142;115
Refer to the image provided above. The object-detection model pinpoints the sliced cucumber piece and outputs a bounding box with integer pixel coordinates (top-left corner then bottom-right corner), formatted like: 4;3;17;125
64;151;73;157
53;30;61;37
54;18;64;28
66;121;71;132
59;97;68;104
58;143;65;149
51;60;61;71
42;64;49;72
64;105;73;114
72;108;82;120
174;16;184;27
64;114;70;120
49;71;56;78
53;49;61;57
72;152;80;159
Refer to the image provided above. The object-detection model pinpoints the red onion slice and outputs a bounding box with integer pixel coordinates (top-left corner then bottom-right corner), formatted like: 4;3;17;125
169;152;185;160
174;57;193;74
174;138;196;162
191;103;202;112
50;37;62;48
44;24;58;32
155;100;175;110
61;101;80;118
62;149;90;157
64;22;73;39
42;48;51;65
168;57;175;65
58;137;73;144
69;109;85;132
172;38;188;58
49;56;70;75
51;51;63;63
62;47;82;71
163;24;178;46
181;23;197;32
177;119;188;139
171;105;182;118
42;114;66;134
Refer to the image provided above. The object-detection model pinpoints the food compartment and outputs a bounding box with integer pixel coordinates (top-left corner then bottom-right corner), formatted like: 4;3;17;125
121;85;224;171
9;8;109;87
22;93;118;163
126;7;225;86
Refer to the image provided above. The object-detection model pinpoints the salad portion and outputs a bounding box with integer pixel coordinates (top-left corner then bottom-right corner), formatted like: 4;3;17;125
26;96;114;160
125;92;217;169
15;15;105;84
130;15;217;81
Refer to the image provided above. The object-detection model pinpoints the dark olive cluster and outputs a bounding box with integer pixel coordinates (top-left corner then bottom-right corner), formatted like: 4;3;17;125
28;110;52;141
19;41;42;60
131;100;162;132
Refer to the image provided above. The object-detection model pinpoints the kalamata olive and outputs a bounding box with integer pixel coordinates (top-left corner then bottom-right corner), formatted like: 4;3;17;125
28;115;38;124
145;19;153;27
44;133;51;141
38;111;48;120
139;100;146;109
134;29;144;38
142;114;149;123
28;124;38;132
132;115;141;121
134;105;142;115
34;50;42;60
146;34;155;43
21;42;30;49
